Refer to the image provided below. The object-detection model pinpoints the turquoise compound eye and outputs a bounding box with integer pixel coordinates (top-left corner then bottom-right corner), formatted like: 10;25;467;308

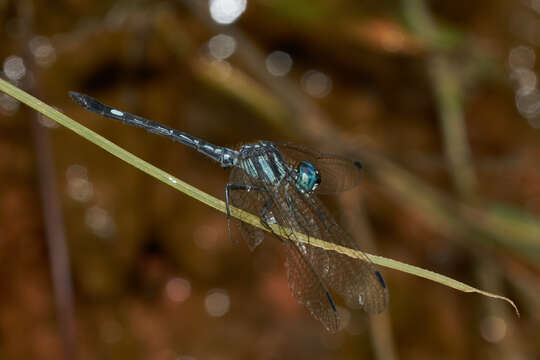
296;161;321;193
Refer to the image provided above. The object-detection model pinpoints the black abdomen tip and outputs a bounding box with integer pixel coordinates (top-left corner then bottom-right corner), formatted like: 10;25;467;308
69;91;84;104
69;92;105;113
354;161;363;169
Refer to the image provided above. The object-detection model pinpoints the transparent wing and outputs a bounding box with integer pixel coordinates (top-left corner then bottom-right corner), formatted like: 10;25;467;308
301;195;389;313
230;147;385;331
276;142;363;194
232;151;341;331
274;176;389;314
268;184;340;332
228;166;269;251
283;239;340;332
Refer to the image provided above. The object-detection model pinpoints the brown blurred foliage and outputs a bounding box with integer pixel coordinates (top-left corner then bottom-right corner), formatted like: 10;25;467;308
0;0;539;359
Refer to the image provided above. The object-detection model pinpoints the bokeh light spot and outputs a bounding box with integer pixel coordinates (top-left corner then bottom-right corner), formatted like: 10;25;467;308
508;45;536;69
85;205;116;239
515;88;540;119
66;164;94;203
204;289;230;317
29;36;56;68
165;277;191;303
479;316;507;343
265;50;293;77
209;0;247;25
208;34;236;60
301;70;332;98
510;67;537;95
3;55;26;81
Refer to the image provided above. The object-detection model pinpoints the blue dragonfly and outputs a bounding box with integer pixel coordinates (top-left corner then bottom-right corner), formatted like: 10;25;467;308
70;92;389;332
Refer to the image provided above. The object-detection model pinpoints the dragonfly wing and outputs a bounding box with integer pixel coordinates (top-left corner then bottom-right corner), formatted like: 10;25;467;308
275;142;363;194
283;239;340;332
310;197;389;313
228;167;267;251
231;158;340;331
287;188;389;314
268;185;340;331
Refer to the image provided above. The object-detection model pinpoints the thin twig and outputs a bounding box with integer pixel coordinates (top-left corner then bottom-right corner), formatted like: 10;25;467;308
16;1;77;358
0;77;519;317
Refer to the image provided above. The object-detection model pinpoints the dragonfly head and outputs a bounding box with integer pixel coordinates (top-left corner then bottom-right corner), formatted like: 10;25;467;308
296;161;321;194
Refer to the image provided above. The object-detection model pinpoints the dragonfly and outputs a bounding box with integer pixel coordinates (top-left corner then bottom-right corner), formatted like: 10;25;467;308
69;92;389;332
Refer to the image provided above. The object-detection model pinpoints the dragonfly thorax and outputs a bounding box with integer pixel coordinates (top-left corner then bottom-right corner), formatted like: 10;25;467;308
295;161;321;194
238;143;322;194
239;142;289;186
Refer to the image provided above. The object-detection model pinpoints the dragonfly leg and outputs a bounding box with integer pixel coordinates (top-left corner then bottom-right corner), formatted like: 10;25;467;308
260;198;277;233
284;192;313;244
225;183;266;244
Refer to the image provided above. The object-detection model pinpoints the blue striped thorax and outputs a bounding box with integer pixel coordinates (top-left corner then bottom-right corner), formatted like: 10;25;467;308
296;161;321;194
239;143;288;186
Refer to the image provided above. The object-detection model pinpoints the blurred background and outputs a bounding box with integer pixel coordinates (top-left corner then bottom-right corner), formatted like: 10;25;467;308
1;0;539;359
